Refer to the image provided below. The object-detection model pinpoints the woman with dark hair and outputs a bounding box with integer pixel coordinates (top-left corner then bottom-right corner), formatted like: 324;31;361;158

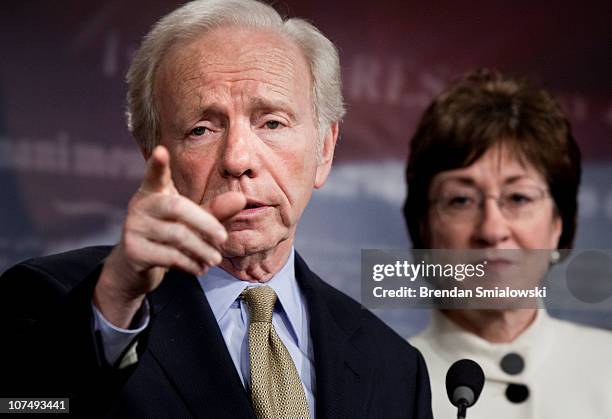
405;69;612;418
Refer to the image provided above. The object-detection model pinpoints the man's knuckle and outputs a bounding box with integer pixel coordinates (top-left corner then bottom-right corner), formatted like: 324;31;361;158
124;216;138;233
167;223;184;242
169;249;184;266
123;234;138;257
166;195;182;215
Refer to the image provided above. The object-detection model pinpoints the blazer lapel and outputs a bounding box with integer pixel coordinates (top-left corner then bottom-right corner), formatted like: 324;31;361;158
146;270;255;418
295;254;375;418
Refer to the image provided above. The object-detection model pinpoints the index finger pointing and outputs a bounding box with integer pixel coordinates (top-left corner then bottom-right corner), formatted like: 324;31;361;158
141;145;173;193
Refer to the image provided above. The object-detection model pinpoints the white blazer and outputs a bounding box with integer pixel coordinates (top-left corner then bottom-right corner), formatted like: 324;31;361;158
410;310;612;419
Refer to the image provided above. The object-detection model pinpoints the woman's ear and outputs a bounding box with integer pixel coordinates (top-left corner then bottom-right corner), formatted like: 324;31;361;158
550;212;563;249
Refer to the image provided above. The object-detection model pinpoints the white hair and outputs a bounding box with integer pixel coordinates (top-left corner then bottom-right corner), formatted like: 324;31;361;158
126;0;345;157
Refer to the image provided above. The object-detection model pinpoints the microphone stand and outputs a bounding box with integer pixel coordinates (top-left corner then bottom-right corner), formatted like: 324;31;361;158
457;400;468;419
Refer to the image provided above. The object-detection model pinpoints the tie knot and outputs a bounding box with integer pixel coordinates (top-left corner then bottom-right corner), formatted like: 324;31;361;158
241;286;277;323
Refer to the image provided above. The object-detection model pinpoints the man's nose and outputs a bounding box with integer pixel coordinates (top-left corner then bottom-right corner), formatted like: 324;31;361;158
472;198;511;246
219;122;256;179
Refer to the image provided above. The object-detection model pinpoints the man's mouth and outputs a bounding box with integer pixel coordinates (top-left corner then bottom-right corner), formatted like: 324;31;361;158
245;201;264;209
236;199;270;216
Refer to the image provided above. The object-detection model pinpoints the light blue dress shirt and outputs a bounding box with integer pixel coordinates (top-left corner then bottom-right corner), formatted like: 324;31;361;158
93;249;316;417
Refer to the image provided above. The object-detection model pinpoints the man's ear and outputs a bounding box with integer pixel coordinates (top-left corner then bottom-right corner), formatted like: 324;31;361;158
314;121;339;189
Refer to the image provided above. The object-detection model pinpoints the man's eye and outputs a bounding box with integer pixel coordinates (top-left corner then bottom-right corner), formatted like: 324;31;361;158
264;120;281;129
190;126;209;136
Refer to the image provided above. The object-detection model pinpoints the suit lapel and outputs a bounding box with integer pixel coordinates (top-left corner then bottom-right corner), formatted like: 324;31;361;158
146;270;255;418
295;254;375;418
140;255;373;418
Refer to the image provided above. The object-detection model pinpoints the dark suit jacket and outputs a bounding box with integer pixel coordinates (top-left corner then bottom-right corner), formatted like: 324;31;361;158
0;246;432;418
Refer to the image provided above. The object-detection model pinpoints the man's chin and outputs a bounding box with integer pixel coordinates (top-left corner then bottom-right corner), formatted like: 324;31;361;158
220;230;276;258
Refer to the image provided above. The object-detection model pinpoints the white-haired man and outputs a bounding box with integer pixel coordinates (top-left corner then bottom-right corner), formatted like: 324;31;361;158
0;1;432;417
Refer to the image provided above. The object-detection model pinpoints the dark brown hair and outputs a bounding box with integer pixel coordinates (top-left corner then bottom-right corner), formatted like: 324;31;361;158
403;69;581;249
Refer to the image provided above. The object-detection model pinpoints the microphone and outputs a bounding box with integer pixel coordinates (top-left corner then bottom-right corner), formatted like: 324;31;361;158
445;359;485;419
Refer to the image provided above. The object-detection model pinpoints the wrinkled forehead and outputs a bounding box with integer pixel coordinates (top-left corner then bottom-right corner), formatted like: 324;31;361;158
154;25;313;108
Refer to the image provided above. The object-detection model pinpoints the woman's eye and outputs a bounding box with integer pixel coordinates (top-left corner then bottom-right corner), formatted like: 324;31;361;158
190;126;209;136
265;120;281;129
507;193;532;205
446;195;474;207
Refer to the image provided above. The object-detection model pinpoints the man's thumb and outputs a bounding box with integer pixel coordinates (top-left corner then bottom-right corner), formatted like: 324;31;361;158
208;192;247;221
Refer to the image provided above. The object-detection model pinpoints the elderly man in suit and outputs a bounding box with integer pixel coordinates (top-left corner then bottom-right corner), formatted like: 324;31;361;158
0;0;432;417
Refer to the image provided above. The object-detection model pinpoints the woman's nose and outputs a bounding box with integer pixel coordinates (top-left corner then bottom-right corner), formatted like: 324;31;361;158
471;197;511;246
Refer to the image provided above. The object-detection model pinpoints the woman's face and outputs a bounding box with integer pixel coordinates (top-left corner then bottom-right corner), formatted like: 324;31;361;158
426;144;562;250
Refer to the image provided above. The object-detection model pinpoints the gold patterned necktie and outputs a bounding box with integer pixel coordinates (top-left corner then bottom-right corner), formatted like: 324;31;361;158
241;286;310;419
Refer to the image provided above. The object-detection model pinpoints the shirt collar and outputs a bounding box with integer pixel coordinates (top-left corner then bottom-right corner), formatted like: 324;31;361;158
198;248;304;344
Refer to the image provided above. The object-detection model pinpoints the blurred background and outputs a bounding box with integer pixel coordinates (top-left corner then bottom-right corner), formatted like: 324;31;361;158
1;0;611;337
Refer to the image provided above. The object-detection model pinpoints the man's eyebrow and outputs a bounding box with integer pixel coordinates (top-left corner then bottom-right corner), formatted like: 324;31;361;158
194;103;226;120
181;97;300;127
174;104;226;128
248;97;298;120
